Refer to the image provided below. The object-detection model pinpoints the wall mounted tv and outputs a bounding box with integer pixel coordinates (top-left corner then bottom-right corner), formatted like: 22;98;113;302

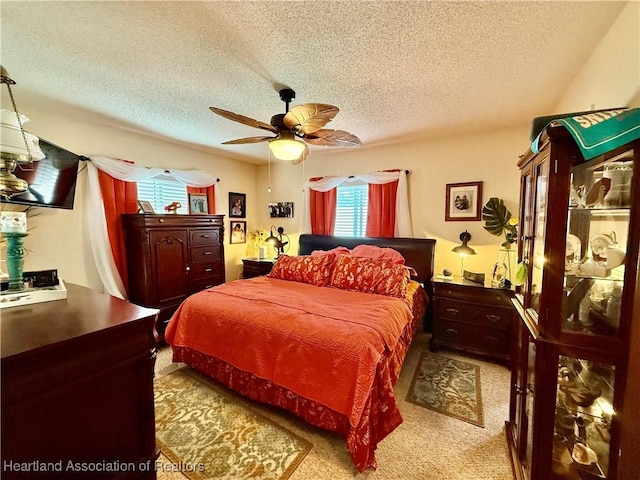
2;138;81;210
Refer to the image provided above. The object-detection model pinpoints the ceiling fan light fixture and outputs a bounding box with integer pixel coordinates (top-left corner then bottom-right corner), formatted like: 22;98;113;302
269;131;305;161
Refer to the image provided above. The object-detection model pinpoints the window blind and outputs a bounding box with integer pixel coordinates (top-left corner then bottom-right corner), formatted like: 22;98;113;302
137;177;189;214
334;184;368;237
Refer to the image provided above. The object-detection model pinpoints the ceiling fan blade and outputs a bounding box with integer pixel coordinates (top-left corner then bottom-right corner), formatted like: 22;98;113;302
291;143;310;165
283;103;339;134
209;107;277;133
302;129;362;147
222;136;274;145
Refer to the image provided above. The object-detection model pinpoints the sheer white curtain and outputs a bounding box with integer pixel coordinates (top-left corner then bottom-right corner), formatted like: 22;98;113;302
84;156;221;299
302;170;412;237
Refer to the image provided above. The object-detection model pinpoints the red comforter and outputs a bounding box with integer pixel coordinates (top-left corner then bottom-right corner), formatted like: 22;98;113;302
166;276;427;471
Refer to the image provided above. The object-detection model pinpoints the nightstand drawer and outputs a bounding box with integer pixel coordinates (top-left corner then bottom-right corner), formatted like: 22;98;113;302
434;283;512;306
437;300;511;328
435;319;509;354
242;258;275;278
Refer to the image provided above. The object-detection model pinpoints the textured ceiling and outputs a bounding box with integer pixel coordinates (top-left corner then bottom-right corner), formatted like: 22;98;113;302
0;1;628;164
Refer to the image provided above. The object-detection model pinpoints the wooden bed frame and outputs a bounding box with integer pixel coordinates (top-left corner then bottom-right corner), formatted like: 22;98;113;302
298;234;437;328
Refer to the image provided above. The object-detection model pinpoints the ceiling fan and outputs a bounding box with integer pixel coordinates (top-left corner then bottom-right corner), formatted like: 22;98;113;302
209;88;361;164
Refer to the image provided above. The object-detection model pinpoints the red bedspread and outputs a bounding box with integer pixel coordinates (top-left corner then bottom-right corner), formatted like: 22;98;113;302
166;276;427;471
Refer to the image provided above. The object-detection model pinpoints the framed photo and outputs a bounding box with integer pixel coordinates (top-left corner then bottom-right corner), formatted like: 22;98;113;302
445;181;483;221
230;220;246;244
269;202;294;218
137;200;155;214
188;193;209;214
229;192;246;218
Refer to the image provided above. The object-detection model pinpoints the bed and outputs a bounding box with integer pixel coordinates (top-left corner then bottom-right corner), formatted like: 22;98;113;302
165;234;436;472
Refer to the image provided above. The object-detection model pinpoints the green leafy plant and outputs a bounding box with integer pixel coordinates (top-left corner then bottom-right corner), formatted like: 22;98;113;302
482;197;518;248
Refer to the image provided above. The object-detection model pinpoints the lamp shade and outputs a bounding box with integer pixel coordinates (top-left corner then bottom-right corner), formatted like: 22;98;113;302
269;131;305;161
452;230;477;256
1;110;45;161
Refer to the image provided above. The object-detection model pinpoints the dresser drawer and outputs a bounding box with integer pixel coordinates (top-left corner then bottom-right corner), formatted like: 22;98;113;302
190;228;221;246
437;300;511;328
189;274;224;292
435;319;509;355
190;261;223;279
434;283;512;306
190;245;223;263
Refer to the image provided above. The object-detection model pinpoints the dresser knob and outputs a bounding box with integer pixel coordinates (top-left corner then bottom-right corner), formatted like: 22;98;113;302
445;328;458;336
486;314;500;322
485;336;499;342
446;308;459;316
203;251;212;256
159;218;164;223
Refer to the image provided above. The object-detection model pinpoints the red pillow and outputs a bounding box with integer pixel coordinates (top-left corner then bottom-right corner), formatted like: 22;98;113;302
310;246;351;257
329;255;409;298
351;244;406;264
268;254;335;287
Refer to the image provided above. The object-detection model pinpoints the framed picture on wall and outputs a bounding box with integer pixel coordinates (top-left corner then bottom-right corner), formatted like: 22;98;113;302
188;193;208;214
445;181;483;221
229;192;246;218
269;202;294;218
230;221;246;244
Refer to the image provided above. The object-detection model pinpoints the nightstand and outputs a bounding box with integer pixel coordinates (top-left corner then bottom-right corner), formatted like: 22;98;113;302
242;258;276;278
430;277;515;367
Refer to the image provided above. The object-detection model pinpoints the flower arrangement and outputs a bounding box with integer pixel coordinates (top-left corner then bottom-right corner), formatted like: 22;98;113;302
249;226;267;247
482;197;518;248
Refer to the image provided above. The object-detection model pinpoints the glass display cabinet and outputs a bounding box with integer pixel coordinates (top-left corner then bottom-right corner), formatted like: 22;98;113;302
506;117;640;480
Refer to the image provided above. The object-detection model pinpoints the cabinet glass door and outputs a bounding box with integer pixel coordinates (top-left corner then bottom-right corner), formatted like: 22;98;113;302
562;149;633;337
528;158;550;321
552;354;615;479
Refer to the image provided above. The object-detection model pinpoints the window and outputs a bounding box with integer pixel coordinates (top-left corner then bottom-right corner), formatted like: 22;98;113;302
137;176;189;214
334;184;368;237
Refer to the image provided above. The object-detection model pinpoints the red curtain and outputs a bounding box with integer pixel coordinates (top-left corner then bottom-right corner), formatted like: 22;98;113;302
187;185;216;213
97;170;139;292
366;180;398;238
309;185;337;235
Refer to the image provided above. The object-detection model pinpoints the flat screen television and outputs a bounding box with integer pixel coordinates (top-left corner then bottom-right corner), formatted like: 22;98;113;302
1;138;81;209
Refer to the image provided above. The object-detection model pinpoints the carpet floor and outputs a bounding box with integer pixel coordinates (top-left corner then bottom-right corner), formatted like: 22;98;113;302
155;332;515;480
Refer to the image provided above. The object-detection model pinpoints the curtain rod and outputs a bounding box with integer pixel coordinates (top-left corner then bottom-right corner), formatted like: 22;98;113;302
348;169;409;179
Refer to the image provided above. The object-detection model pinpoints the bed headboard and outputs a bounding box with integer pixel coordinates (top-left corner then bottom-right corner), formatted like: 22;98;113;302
298;234;436;286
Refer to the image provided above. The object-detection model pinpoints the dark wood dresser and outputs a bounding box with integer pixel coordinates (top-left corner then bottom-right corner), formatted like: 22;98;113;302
430;277;515;366
123;214;225;340
242;257;276;278
1;283;158;479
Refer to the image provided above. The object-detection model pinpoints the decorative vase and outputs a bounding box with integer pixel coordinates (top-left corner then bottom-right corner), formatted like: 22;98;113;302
3;232;28;291
491;247;516;288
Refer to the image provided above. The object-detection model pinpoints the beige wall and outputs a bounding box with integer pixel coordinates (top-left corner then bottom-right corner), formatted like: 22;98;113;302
3;2;637;293
3;97;258;290
255;127;526;279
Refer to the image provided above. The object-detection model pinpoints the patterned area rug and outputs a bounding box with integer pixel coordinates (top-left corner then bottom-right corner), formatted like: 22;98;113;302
154;368;312;480
406;351;484;427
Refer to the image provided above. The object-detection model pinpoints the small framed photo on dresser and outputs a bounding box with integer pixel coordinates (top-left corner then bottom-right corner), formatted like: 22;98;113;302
445;181;483;221
188;193;209;214
137;200;155;214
